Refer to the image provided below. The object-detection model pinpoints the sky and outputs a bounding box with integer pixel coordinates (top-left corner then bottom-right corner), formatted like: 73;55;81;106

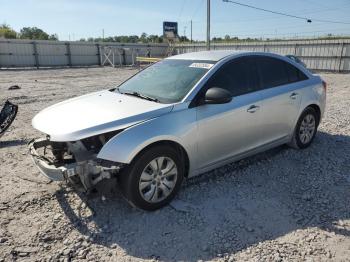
1;0;350;41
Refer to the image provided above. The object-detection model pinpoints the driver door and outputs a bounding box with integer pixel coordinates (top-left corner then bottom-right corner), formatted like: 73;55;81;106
195;56;263;170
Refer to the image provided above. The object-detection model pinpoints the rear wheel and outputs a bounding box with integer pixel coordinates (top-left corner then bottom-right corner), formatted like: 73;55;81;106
289;107;319;149
118;145;184;211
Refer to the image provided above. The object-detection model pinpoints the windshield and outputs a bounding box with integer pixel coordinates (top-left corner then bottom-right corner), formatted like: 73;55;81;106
117;59;215;103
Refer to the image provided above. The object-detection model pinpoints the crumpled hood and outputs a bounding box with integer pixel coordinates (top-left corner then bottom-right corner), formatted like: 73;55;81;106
32;90;173;141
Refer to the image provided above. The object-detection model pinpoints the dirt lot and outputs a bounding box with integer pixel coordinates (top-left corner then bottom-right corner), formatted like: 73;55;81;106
0;67;349;262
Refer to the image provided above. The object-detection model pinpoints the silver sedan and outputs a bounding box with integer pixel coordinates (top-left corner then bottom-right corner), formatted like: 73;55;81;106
30;50;326;210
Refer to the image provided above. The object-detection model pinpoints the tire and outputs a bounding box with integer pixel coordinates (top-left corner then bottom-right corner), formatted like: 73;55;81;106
118;145;184;211
289;107;319;149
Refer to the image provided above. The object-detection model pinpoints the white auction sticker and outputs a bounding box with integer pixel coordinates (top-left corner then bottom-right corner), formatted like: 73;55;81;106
189;63;214;69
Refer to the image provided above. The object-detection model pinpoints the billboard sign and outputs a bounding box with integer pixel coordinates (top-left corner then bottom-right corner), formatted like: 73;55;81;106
163;21;178;37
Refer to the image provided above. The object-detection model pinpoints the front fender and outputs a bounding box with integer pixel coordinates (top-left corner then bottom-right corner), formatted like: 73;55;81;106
97;106;197;168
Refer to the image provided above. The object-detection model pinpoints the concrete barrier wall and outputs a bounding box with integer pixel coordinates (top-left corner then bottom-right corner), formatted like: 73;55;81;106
0;39;168;68
175;39;350;72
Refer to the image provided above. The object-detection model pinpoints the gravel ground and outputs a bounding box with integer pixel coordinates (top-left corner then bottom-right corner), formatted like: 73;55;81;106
0;67;349;262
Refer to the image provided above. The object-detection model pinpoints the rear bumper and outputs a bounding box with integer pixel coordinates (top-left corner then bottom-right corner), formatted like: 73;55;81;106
29;138;66;181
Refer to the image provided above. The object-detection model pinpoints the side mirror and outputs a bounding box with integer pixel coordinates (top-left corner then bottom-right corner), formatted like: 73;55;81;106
204;87;232;104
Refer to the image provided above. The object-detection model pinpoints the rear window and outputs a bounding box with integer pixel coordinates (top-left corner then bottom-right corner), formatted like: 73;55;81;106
255;56;308;90
256;56;289;89
285;62;308;82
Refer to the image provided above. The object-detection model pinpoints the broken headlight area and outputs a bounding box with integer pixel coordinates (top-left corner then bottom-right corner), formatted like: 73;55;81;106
80;130;121;154
29;131;124;192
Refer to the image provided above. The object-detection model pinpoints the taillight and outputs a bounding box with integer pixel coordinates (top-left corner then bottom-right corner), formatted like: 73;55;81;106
322;80;327;91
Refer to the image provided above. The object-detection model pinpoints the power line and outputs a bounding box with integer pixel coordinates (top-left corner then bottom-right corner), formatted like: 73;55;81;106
213;21;350;35
312;18;350;25
222;0;350;25
188;4;344;24
222;0;312;22
213;27;350;38
211;24;350;38
212;3;350;24
210;4;350;25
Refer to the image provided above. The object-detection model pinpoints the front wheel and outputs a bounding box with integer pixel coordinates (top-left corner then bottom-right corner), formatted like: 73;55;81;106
118;145;184;211
289;107;319;149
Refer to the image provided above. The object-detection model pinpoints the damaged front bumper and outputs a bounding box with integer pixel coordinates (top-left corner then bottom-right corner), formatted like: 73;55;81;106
29;138;67;181
29;138;123;191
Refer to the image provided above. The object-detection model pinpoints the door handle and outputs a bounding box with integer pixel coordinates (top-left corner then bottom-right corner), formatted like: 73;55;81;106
290;92;299;100
247;105;260;113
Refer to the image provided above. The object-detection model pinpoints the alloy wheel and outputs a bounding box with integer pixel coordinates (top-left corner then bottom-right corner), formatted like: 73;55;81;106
299;114;316;144
138;157;178;203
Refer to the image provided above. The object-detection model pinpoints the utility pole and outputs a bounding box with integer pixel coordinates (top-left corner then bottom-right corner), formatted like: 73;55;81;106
190;20;193;43
207;0;211;50
102;29;105;41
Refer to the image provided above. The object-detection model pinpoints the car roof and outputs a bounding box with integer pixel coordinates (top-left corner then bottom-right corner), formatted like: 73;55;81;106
166;50;312;77
167;50;249;62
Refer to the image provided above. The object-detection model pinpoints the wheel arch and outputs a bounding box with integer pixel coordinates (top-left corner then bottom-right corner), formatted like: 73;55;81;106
290;102;322;139
307;104;321;124
302;103;321;125
97;133;192;178
130;140;190;178
289;103;320;149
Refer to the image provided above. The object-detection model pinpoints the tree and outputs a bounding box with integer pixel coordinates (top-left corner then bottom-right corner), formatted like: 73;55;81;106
128;35;139;43
149;35;156;42
148;34;162;43
140;32;148;43
0;24;17;39
179;35;189;42
212;37;223;42
83;33;163;44
48;34;58;40
19;27;58;40
104;36;114;42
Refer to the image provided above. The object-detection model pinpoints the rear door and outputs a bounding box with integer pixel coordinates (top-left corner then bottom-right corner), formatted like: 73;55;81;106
253;55;308;144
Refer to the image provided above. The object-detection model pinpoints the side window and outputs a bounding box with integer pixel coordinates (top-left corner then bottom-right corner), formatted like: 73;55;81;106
206;57;258;97
285;62;299;82
285;62;308;83
255;56;290;89
298;70;308;81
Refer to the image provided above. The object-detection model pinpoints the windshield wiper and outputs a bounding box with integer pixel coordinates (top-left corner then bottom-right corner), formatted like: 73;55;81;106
120;91;159;103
